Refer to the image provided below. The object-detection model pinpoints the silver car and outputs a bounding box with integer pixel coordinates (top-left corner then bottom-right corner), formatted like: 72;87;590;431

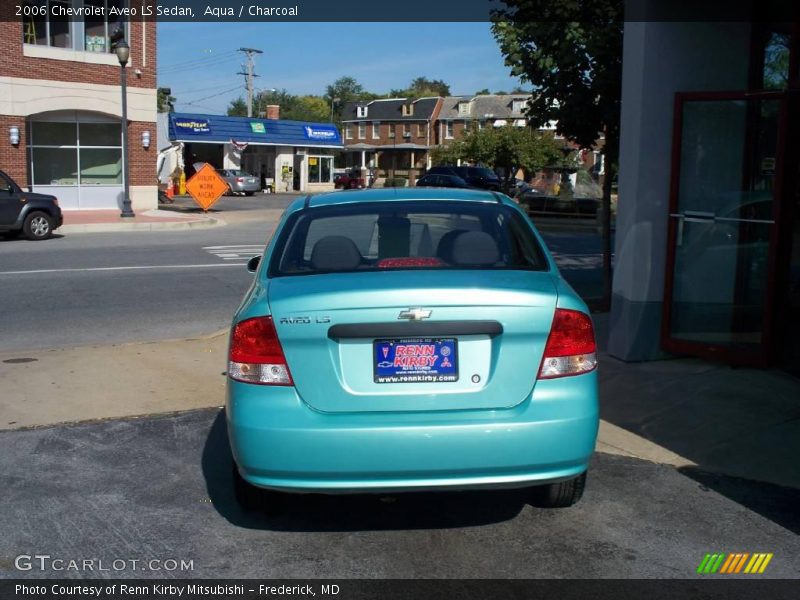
216;169;260;196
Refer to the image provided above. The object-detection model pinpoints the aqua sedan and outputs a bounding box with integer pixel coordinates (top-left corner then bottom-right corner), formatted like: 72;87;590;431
227;188;599;510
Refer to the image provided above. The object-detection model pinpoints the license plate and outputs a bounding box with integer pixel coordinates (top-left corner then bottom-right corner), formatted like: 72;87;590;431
373;338;458;383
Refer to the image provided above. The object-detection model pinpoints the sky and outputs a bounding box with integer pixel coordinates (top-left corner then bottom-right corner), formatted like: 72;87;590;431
157;22;525;115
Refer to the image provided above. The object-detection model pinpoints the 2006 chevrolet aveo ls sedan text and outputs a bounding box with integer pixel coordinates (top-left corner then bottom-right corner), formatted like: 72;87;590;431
227;188;599;511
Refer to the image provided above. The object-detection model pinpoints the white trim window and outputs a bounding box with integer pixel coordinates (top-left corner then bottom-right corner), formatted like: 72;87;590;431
458;101;471;116
402;123;411;137
445;121;454;139
388;124;395;138
28;115;122;186
512;99;527;114
345;124;353;140
22;0;130;53
307;155;333;184
358;123;366;140
417;123;425;137
372;121;380;139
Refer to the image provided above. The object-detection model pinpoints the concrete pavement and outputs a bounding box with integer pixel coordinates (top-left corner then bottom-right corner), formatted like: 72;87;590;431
2;409;798;579
3;325;798;491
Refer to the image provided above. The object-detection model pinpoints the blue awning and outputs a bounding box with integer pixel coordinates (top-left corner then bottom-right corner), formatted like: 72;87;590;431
168;112;342;148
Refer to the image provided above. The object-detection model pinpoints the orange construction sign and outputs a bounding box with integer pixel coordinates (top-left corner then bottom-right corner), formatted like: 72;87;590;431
185;163;228;211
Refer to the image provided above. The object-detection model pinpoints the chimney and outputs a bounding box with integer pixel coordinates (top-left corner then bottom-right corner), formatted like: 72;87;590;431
266;105;280;120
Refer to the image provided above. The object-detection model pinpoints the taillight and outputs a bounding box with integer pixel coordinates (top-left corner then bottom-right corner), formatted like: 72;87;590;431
538;309;597;379
228;316;293;385
236;177;245;183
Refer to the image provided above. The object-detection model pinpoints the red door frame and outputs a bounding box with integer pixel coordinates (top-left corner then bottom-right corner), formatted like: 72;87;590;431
661;90;789;367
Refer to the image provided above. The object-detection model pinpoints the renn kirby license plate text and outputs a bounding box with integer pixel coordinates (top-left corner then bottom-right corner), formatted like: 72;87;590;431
373;338;458;383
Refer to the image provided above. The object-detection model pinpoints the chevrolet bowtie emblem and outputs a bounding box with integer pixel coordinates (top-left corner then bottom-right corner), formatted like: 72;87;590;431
398;308;432;321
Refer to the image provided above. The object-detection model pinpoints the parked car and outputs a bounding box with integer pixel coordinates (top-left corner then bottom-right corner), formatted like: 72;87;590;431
216;169;260;196
416;173;474;189
0;169;62;240
227;187;599;512
426;166;502;191
334;169;366;189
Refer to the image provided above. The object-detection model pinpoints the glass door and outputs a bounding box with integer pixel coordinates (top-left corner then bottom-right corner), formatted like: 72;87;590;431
662;92;787;365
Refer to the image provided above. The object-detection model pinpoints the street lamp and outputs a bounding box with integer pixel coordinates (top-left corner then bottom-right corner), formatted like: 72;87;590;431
115;40;134;218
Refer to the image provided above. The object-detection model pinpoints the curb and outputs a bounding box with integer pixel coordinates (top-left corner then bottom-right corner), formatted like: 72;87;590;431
58;216;225;234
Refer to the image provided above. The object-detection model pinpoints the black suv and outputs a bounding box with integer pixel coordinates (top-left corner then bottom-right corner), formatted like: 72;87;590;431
425;165;502;191
0;170;63;240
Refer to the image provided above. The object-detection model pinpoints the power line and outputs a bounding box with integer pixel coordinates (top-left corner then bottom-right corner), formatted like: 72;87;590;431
159;50;238;72
182;85;243;106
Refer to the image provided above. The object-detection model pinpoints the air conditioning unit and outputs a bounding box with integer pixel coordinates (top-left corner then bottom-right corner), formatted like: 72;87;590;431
403;132;411;139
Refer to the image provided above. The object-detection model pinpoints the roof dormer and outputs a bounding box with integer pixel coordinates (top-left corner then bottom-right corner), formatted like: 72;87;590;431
401;102;414;117
356;104;368;118
512;98;527;114
457;100;471;116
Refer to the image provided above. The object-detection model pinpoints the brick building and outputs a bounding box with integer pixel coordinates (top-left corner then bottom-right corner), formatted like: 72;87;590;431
0;4;157;211
341;97;443;182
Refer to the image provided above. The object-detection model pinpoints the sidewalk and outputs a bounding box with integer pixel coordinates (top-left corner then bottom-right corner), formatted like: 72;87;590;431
2;319;798;489
59;209;222;234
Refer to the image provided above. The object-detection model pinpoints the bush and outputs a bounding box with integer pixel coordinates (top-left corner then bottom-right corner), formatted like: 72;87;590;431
383;177;408;188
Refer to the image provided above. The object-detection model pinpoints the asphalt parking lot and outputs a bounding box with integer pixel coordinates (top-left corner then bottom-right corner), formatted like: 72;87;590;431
1;409;797;579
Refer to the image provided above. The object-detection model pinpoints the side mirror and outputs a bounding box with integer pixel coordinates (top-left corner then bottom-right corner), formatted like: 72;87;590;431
246;255;261;273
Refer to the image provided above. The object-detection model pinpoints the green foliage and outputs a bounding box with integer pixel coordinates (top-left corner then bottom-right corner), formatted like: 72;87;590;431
434;126;563;186
157;87;175;113
325;76;378;123
491;0;623;151
227;97;247;117
391;77;451;98
430;141;466;166
475;88;491;95
227;89;330;122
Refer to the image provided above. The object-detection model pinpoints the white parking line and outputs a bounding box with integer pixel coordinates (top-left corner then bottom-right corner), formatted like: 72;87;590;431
203;244;266;261
0;263;248;276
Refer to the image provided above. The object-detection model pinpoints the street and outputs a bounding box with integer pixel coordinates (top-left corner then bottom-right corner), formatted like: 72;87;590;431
0;194;606;352
1;408;797;579
2;195;796;582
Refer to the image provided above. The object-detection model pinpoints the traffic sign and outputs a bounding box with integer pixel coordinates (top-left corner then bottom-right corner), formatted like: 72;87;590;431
185;163;228;211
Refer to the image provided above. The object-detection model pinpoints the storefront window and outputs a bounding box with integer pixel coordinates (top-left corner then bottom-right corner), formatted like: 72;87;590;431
22;0;128;53
79;149;122;184
32;148;78;185
29;117;121;186
307;156;333;184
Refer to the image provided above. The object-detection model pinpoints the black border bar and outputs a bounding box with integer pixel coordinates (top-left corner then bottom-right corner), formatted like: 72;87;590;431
328;320;503;339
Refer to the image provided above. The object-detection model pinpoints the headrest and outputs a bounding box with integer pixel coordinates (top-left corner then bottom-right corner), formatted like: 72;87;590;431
450;231;500;266
310;236;362;271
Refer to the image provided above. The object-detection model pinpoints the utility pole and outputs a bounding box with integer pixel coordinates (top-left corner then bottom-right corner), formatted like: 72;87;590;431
237;47;262;117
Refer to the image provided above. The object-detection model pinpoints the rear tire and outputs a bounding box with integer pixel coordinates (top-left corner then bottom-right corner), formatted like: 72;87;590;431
232;463;285;514
244;191;255;196
23;211;54;241
529;472;586;508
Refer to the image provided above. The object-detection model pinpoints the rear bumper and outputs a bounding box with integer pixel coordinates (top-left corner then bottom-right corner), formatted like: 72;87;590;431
227;372;599;493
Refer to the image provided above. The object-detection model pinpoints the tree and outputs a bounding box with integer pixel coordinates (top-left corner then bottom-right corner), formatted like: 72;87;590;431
391;77;451;98
475;88;491;95
492;0;623;309
325;76;376;123
157;87;175;113
433;125;563;190
227;97;247;117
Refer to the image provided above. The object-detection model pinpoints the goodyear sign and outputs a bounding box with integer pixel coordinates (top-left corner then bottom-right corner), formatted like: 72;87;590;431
174;119;211;134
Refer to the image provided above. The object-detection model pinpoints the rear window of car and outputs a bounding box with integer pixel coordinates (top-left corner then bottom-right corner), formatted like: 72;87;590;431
466;167;498;179
269;201;548;277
